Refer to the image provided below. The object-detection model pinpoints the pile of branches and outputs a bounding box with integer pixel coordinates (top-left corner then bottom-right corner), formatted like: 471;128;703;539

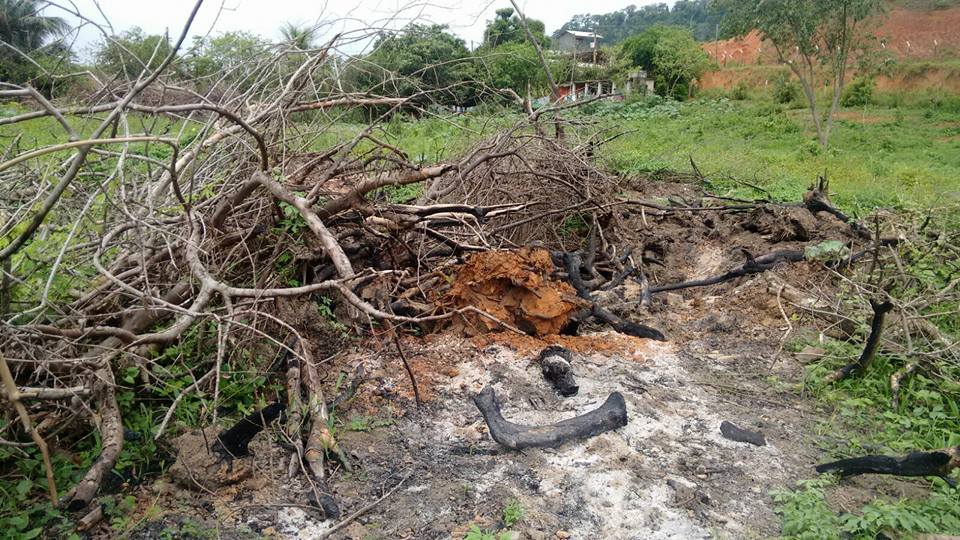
0;1;632;516
769;206;960;407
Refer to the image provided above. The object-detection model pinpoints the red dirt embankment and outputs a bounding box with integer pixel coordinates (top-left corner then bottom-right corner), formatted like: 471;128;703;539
703;7;960;65
700;6;960;92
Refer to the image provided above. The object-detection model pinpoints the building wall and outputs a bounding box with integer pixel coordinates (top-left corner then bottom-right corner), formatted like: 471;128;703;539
555;34;579;52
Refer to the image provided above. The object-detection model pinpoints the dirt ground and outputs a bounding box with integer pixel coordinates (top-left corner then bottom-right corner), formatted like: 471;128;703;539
120;179;889;539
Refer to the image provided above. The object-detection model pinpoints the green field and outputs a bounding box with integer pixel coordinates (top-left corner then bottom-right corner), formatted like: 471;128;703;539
585;97;960;212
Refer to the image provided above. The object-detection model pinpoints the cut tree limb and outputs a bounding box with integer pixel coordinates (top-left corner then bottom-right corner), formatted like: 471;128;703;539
826;300;894;383
816;447;960;487
0;352;58;504
650;250;805;294
473;386;628;450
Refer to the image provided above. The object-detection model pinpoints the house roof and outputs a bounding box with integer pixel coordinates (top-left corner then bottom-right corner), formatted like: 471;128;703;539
564;30;603;39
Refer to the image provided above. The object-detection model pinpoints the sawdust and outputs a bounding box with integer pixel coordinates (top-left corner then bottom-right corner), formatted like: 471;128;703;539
444;247;586;336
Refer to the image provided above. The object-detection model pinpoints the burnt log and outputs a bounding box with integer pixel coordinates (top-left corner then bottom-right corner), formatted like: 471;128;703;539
560;251;666;341
826;300;894;383
473;386;627;450
537;346;579;397
816;447;959;487
650;249;805;294
213;402;285;458
719;421;766;446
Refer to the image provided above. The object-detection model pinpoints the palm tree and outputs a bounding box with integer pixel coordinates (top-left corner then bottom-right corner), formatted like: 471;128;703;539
0;0;69;51
279;22;317;50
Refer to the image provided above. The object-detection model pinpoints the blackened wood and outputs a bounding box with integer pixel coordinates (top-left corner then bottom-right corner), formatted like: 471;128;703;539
213;402;285;458
473;386;628;450
816;447;959;486
828;300;894;382
560;251;666;341
650;250;805;294
719;421;766;446
537;346;579;397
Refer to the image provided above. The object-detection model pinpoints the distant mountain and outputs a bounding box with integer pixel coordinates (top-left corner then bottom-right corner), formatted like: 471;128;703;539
554;1;726;45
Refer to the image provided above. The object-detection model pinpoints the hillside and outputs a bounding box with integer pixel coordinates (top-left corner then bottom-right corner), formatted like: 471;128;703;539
555;0;723;43
698;5;960;93
702;6;960;65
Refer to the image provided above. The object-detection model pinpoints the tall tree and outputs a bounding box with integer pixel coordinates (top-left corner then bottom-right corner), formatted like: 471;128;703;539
618;25;710;100
483;7;549;48
720;0;883;149
279;22;317;50
0;0;68;51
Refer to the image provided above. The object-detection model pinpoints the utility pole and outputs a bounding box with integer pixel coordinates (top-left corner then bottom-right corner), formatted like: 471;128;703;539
592;27;598;65
715;23;720;66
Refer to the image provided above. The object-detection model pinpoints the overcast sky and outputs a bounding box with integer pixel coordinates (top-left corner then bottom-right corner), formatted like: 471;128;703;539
52;0;661;56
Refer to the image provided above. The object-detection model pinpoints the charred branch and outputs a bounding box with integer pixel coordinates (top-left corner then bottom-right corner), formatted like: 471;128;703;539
816;447;960;487
473;386;628;450
826;300;894;383
213;402;286;459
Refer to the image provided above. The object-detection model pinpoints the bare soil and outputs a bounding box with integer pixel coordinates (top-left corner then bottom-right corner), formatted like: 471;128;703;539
120;179;894;539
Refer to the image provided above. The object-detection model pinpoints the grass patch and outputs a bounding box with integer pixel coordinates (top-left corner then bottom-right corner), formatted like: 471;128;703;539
591;98;960;213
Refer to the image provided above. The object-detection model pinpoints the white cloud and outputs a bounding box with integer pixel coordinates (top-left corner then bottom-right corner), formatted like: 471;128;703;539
51;0;662;57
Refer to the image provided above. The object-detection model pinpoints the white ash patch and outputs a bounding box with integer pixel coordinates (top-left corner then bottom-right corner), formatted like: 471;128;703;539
275;507;330;539
417;334;796;537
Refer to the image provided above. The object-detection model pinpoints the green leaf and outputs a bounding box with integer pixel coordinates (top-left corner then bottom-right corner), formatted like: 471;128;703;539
15;479;32;498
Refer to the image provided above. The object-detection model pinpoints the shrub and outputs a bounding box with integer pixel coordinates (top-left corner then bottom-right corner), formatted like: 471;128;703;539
841;77;875;107
772;72;800;104
731;81;750;100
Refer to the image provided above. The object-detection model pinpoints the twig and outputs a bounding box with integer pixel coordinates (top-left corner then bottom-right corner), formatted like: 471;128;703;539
0;352;58;504
393;335;422;408
316;471;413;539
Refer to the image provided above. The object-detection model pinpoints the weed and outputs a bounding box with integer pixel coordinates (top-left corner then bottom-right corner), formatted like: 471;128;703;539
502;498;524;527
343;415;393;432
841;78;875;107
772;72;801;105
463;525;513;540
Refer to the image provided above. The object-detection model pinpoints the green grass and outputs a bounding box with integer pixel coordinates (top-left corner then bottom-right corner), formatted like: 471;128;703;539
591;97;960;213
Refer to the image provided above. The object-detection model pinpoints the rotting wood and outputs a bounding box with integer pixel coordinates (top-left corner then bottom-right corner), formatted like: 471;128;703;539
473;386;628;450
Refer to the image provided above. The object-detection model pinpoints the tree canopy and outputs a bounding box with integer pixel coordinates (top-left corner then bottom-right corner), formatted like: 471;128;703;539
617;25;710;99
95;28;174;77
185;31;271;89
0;0;67;51
719;0;884;147
0;0;69;85
483;7;549;48
349;24;478;107
556;1;725;44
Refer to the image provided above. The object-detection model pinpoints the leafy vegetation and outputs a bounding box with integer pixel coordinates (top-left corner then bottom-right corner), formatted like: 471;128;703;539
617;25;711;100
719;0;885;148
0;0;69;89
555;0;725;44
589;97;960;212
483;7;549;48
